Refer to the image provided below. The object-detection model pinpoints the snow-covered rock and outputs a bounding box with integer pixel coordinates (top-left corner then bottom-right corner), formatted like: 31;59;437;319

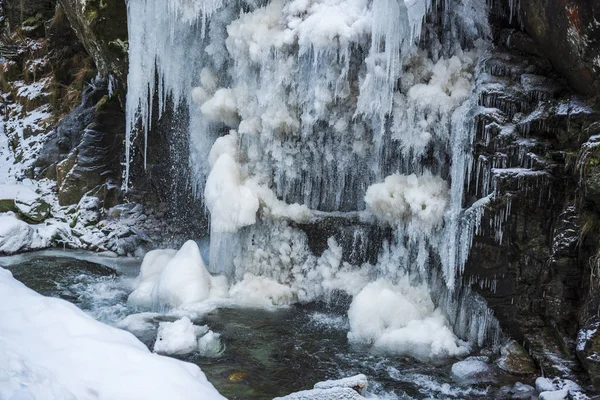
0;183;50;222
0;214;34;253
0;267;225;400
275;374;368;400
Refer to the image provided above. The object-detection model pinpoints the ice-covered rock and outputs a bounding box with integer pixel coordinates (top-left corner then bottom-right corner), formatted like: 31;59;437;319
0;183;50;222
197;330;223;357
128;249;178;308
451;356;494;383
275;374;368;399
274;387;364;400
314;374;367;395
0;214;34;254
535;377;587;400
539;389;569;400
536;377;556;393
154;240;213;307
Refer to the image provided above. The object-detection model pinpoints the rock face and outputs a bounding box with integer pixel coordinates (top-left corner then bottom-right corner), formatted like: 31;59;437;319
2;0;55;29
57;0;128;97
518;0;600;98
464;2;600;389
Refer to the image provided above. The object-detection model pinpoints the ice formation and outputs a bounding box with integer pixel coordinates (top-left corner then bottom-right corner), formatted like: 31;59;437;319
128;240;218;309
125;0;499;355
347;279;470;359
154;317;209;355
0;267;225;400
230;273;295;307
364;172;449;227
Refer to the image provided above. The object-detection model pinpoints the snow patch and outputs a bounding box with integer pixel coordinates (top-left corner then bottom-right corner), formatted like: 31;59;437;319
0;267;225;400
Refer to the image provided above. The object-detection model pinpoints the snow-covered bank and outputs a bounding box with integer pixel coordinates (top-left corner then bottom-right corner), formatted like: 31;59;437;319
0;267;225;400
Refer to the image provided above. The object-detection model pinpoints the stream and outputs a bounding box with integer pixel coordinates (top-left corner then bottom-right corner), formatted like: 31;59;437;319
1;251;534;400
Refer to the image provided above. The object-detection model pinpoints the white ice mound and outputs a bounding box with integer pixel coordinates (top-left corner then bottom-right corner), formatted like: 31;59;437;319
154;317;208;356
230;273;295;307
128;249;178;308
128;241;219;309
365;171;449;227
347;279;469;359
0;267;225;400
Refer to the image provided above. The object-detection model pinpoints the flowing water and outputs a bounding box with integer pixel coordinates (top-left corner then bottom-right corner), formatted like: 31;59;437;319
3;252;532;400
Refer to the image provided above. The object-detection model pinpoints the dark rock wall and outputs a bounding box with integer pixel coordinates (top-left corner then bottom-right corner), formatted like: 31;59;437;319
57;0;128;99
464;0;600;387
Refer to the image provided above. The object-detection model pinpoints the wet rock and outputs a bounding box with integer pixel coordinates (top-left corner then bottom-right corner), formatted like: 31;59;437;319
576;321;600;390
496;340;537;376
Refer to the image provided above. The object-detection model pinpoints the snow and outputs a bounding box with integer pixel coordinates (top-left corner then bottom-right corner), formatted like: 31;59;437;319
347;279;469;359
364;172;449;227
274;387;364;400
536;377;587;400
314;374;367;392
153;316;209;356
0;267;225;400
230;272;295;307
0;183;39;203
539;390;569;400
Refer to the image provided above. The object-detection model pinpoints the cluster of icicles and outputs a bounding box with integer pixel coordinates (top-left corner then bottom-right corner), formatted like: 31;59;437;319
124;0;502;353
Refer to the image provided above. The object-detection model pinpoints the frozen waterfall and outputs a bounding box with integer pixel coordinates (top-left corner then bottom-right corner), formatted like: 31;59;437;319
125;0;501;350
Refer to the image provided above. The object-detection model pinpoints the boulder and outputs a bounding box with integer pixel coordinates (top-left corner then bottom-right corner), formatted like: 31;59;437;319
496;340;537;376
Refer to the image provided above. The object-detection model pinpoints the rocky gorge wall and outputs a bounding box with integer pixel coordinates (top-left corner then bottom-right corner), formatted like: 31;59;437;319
2;0;600;391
